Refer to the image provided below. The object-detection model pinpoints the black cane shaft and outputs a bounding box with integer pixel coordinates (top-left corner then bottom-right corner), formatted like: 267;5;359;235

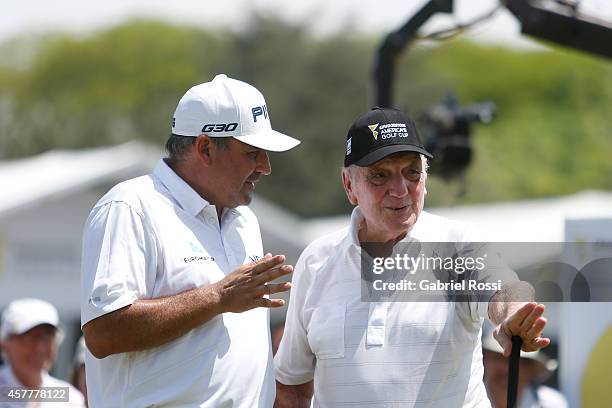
507;336;523;408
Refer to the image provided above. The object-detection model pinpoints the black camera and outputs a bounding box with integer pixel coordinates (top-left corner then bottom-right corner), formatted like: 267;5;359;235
420;93;495;181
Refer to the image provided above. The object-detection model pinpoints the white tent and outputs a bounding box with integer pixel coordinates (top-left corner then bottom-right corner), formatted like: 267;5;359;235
303;190;612;243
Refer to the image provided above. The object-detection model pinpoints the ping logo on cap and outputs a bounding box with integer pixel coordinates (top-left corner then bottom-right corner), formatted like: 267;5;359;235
252;105;268;122
368;123;379;141
346;138;352;155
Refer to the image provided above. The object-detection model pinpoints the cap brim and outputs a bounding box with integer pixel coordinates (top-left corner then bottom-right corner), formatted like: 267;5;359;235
233;130;300;152
1;319;60;341
354;144;433;166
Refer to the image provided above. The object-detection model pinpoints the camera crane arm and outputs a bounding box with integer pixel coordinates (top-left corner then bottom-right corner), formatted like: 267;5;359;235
373;0;454;108
374;0;612;108
506;0;612;59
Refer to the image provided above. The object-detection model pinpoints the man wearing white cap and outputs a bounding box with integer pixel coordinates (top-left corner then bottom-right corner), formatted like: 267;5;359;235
81;74;300;407
0;298;85;407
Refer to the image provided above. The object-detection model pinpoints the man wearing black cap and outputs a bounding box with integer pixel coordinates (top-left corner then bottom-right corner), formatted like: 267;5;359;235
274;107;549;407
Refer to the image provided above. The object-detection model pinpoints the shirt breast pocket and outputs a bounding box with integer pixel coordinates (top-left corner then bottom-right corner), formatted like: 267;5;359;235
307;305;345;359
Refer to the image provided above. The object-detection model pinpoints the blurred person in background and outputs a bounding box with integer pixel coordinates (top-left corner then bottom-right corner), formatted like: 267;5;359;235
482;333;568;408
81;74;300;407
0;298;85;407
69;336;87;406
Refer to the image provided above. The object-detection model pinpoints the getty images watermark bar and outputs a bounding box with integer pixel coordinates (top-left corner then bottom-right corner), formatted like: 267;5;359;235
0;387;70;402
360;242;612;302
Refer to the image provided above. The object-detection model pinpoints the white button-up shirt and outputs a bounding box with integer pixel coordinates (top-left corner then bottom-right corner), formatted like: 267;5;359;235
275;207;516;407
81;159;274;407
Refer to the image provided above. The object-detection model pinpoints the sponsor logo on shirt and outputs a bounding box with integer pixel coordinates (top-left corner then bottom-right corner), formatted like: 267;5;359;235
188;242;203;253
183;241;215;263
183;255;215;264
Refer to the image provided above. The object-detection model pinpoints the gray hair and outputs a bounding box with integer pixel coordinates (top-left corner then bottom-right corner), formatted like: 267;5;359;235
342;155;429;180
210;137;230;150
165;134;197;164
165;134;229;165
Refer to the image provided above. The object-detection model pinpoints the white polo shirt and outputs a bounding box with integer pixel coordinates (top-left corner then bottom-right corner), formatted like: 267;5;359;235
275;207;517;407
81;159;274;408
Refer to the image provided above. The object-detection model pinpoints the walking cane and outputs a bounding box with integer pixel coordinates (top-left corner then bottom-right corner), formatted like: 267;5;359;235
507;336;523;408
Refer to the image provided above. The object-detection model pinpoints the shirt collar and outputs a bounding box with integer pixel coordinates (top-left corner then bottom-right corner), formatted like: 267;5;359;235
153;159;210;217
347;206;364;248
0;363;20;387
0;362;49;387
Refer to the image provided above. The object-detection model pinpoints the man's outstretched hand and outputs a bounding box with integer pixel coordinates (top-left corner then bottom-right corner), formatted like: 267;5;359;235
213;254;293;313
493;302;550;357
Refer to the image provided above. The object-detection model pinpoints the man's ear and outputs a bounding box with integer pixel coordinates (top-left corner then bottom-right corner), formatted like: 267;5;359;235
341;168;358;205
194;135;213;165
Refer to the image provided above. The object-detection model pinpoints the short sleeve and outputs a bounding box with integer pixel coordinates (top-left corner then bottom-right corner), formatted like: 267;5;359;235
462;242;519;322
454;228;519;322
80;201;155;327
274;252;316;385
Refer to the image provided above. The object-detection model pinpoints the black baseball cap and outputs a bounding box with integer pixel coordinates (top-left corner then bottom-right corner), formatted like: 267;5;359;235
344;107;433;167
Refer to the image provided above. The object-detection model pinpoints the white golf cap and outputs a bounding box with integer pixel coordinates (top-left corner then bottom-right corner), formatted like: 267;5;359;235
0;298;60;341
171;74;300;152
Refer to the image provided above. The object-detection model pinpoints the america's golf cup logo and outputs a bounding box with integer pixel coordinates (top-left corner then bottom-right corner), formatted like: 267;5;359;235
368;123;379;141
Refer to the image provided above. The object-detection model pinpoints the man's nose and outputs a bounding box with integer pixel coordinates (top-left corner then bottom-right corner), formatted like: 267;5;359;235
31;336;55;354
388;173;409;197
257;150;271;175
